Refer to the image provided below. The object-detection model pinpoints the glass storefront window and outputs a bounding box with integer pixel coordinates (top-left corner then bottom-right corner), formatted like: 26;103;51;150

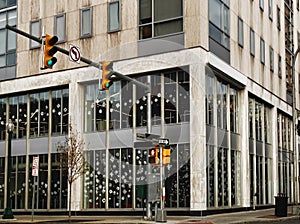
30;93;39;137
121;80;133;129
0;157;4;209
50;154;67;209
249;97;273;206
205;71;242;208
28;155;48;209
255;102;263;141
135;148;148;208
277;114;294;202
83;150;106;209
165;143;190;208
52;88;69;135
109;82;121;130
84;69;190;132
16;156;26;209
217;80;227;129
9;96;17;139
0;87;68;141
230;88;238;133
108;148;133;208
18;95;27;139
39;91;49;136
206;75;214;125
0;98;6;140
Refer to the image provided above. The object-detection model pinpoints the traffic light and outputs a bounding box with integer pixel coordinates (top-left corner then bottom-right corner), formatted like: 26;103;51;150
148;147;159;165
43;34;58;69
162;145;171;165
45;34;58;67
101;61;113;90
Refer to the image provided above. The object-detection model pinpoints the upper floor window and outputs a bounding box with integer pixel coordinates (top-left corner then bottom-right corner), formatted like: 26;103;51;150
278;55;282;78
139;0;183;39
108;1;120;32
0;8;16;67
269;46;274;72
55;13;66;43
260;0;264;11
238;17;243;47
268;0;273;20
80;7;92;38
30;20;40;49
0;0;16;9
260;38;265;64
277;6;280;30
250;28;255;56
209;0;230;49
0;98;6;140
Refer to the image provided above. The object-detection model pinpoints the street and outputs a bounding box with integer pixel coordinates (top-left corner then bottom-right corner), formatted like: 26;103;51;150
250;220;299;224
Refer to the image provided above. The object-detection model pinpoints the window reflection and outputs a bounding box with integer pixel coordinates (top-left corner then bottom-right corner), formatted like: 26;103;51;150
84;69;190;132
39;92;49;136
52;89;69;135
0;98;5;140
50;154;67;209
0;87;69;140
0;157;4;209
109;82;121;129
18;95;27;139
30;93;39;137
9;96;17;139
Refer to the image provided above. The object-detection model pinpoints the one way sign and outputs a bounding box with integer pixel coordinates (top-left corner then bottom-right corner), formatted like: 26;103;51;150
159;138;169;146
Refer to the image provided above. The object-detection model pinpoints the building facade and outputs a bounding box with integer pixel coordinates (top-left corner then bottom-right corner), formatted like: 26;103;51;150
0;0;299;213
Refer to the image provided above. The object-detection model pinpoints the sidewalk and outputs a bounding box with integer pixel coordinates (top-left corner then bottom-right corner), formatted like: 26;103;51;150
0;207;299;224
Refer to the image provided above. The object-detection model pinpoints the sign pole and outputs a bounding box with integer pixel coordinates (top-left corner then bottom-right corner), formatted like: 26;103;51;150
31;156;39;222
31;177;36;222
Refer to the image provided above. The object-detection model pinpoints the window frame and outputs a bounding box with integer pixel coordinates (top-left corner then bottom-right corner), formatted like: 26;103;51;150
250;28;255;56
269;46;274;72
278;55;282;78
108;1;121;33
260;0;264;11
138;0;183;40
209;0;230;50
0;7;17;68
260;38;265;65
277;6;280;30
80;7;93;38
54;13;66;43
30;19;41;49
268;0;273;20
238;17;244;47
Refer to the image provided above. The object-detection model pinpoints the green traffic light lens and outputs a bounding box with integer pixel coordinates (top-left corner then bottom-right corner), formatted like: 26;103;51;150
105;83;110;88
47;60;53;66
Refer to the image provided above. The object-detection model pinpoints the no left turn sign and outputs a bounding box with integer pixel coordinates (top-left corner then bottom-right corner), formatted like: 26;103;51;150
69;45;81;63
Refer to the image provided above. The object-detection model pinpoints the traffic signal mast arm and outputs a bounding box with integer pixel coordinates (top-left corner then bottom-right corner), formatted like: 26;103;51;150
6;25;150;92
6;25;99;68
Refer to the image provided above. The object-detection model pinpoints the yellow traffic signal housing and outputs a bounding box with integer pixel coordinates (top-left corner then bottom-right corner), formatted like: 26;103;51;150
162;146;171;165
101;61;113;90
43;34;58;69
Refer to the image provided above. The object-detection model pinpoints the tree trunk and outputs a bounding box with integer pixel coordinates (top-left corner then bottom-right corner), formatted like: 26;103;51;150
68;181;72;222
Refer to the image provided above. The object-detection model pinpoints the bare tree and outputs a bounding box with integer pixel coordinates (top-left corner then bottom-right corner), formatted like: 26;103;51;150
56;123;88;220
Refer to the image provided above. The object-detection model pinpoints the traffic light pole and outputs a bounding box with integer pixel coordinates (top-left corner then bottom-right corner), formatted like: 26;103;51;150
5;25;99;68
